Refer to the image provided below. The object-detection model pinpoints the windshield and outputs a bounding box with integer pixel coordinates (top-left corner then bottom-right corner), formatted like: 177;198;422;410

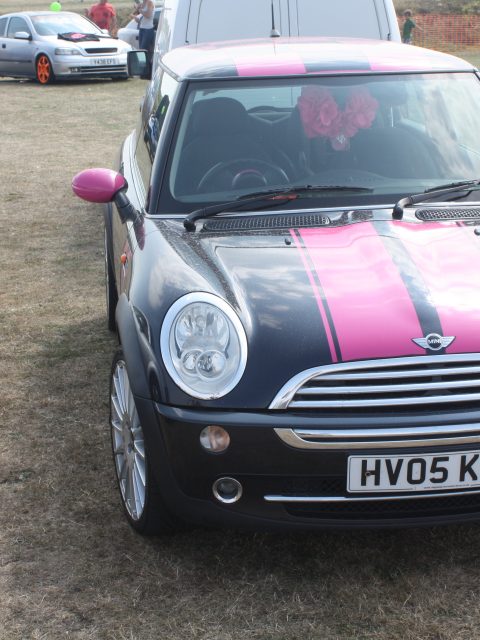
162;72;480;212
31;13;102;36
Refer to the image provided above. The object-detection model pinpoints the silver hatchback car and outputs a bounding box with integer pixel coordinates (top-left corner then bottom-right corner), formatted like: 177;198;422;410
0;11;132;84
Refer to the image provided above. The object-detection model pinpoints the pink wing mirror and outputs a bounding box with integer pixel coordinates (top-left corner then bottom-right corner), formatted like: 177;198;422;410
72;168;141;226
72;168;127;203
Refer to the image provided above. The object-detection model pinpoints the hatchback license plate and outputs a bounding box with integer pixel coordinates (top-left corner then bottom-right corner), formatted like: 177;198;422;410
93;58;115;65
347;451;480;493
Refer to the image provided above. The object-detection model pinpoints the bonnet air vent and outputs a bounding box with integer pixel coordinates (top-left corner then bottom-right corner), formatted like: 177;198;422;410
203;214;331;232
416;208;480;221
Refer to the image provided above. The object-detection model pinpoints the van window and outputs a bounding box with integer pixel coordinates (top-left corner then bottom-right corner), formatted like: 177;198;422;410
194;0;281;42
295;0;381;39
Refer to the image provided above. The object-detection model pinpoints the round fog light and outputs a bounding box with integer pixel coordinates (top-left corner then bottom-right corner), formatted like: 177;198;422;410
200;425;230;453
213;477;243;503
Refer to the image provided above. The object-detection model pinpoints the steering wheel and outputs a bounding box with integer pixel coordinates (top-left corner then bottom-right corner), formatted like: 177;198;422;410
197;158;289;192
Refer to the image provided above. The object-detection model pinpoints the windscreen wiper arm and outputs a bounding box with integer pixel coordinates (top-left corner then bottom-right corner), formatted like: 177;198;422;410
183;184;372;231
392;180;480;220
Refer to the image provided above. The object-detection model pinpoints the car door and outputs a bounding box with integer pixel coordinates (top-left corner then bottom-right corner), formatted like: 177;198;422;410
0;16;35;78
0;16;8;74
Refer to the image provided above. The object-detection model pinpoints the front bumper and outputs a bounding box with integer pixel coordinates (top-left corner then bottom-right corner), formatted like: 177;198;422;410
137;396;480;530
52;55;128;79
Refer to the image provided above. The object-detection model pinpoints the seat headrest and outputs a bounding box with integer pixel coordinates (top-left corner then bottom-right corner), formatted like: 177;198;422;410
191;98;250;135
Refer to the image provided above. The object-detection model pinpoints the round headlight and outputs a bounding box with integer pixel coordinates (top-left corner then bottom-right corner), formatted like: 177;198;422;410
160;293;247;399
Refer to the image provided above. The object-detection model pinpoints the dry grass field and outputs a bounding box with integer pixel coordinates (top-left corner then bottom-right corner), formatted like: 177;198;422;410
4;3;480;640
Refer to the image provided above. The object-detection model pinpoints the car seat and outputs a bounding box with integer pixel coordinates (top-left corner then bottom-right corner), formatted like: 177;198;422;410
174;97;273;195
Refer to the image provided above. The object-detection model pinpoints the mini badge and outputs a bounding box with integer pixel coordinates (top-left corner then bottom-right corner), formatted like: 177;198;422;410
412;333;456;351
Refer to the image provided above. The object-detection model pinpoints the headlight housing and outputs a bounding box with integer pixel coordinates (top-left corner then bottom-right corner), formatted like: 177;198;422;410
54;48;82;55
160;293;247;399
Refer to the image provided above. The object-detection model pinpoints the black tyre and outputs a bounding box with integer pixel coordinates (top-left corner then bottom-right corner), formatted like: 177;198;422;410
109;349;183;535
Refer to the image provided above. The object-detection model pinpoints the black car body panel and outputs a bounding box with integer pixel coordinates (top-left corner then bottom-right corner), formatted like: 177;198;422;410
73;38;480;531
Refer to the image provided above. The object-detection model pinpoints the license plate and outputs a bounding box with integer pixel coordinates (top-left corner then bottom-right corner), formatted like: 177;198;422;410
347;450;480;493
92;58;115;65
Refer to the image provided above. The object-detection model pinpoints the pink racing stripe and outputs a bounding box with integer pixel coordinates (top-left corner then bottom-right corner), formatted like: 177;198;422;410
234;53;306;77
393;222;480;354
297;223;423;362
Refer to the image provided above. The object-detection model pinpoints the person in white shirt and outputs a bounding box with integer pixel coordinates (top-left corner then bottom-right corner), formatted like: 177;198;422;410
131;0;155;56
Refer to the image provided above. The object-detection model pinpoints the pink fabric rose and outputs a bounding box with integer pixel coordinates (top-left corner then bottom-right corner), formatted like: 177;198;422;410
297;86;378;150
297;87;341;139
343;89;379;137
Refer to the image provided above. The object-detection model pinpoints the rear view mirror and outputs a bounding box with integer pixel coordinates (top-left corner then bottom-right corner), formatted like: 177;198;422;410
128;50;149;78
72;168;127;203
14;31;32;40
72;168;142;226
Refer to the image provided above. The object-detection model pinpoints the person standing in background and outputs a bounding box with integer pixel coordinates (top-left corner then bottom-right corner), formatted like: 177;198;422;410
88;0;117;35
131;0;155;58
402;10;421;44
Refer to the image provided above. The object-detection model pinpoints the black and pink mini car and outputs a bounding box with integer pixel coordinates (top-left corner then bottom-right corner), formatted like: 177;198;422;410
73;38;480;534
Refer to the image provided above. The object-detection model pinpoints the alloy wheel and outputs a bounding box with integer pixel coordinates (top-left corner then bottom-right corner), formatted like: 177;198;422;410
36;55;52;84
110;359;146;521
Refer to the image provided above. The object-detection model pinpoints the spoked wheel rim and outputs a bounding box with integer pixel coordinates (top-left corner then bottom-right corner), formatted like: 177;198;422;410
36;55;52;84
111;360;146;521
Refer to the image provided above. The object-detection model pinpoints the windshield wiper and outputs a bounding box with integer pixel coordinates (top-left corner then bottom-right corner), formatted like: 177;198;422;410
392;180;480;220
183;184;372;231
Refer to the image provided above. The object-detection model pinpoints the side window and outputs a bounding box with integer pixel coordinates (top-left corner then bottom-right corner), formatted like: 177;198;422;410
135;71;179;192
7;17;30;37
0;17;8;36
144;94;170;161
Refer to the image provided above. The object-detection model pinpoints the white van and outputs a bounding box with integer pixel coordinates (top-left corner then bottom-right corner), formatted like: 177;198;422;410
153;0;401;69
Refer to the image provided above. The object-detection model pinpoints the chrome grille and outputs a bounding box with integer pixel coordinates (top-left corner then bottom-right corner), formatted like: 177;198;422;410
269;354;480;410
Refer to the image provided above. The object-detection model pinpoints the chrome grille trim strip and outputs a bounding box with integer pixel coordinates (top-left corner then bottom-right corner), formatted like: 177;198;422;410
269;354;480;410
323;366;480;380
264;489;480;503
275;426;480;449
290;392;480;409
299;380;480;395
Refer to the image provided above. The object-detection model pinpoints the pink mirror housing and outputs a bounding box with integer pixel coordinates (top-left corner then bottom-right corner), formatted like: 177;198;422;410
72;168;127;203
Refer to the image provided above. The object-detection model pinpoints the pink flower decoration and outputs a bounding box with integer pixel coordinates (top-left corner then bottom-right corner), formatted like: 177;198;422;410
297;87;340;139
297;86;378;150
343;89;378;137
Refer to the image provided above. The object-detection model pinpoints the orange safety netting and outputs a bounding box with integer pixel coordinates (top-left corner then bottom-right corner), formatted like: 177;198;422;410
398;14;480;51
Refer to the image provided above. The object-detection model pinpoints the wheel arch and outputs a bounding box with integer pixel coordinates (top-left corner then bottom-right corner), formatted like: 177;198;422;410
115;293;151;399
115;293;169;404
